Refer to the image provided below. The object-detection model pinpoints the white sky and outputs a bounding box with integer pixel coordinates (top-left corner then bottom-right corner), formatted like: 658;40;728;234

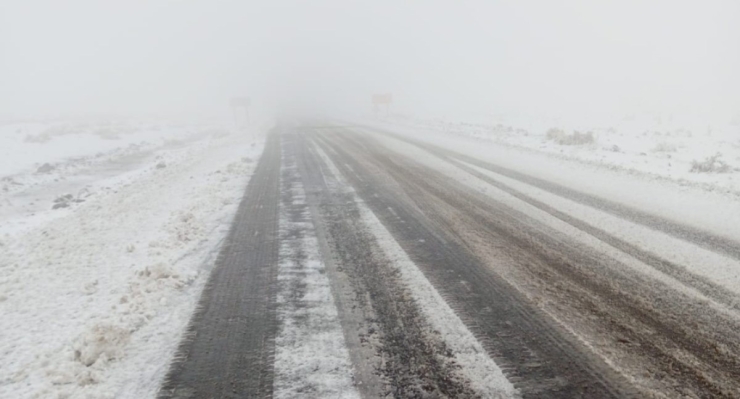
1;0;738;121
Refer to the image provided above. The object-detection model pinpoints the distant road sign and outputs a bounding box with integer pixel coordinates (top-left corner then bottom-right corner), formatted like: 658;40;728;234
230;97;251;127
372;93;392;117
230;97;251;107
372;93;392;105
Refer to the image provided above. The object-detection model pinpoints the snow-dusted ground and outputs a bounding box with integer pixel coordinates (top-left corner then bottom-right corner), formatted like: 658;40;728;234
368;114;740;196
0;118;269;398
0;119;236;236
0;119;209;176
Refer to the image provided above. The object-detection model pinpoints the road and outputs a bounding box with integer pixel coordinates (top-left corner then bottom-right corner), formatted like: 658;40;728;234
159;122;740;398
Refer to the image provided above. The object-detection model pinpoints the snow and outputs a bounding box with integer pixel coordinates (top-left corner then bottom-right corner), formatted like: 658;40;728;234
0;120;215;177
313;143;519;399
0;120;236;236
0;117;269;399
273;154;359;398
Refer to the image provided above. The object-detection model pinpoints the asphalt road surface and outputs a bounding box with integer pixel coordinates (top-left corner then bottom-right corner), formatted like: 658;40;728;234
159;122;740;398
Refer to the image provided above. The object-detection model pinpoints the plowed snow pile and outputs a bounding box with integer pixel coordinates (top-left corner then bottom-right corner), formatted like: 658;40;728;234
0;118;269;398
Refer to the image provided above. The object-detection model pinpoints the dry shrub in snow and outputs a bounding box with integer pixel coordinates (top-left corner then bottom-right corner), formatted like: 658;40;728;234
136;262;180;281
652;141;678;153
546;128;565;141
690;153;732;173
546;128;595;145
24;133;53;143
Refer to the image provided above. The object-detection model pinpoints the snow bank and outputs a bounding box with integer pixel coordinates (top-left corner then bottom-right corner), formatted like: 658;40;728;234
0;119;240;237
0;120;221;177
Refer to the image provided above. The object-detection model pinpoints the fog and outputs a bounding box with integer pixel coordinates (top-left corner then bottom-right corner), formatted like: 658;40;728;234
3;4;740;398
1;0;738;123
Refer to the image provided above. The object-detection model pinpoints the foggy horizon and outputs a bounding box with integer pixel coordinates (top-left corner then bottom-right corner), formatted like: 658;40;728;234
5;3;740;398
1;1;739;123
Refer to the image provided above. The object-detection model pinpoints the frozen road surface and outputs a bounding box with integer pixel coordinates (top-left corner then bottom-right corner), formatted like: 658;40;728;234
159;121;740;398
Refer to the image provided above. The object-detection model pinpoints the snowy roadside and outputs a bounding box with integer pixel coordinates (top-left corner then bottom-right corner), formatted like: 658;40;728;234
0;119;270;399
1;119;234;236
0;119;222;180
365;115;740;197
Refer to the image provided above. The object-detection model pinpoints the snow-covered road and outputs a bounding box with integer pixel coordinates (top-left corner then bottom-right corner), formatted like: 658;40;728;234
6;117;740;398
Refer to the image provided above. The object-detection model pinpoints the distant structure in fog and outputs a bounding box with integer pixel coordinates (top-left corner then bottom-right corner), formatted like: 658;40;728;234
372;93;392;117
230;97;251;128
